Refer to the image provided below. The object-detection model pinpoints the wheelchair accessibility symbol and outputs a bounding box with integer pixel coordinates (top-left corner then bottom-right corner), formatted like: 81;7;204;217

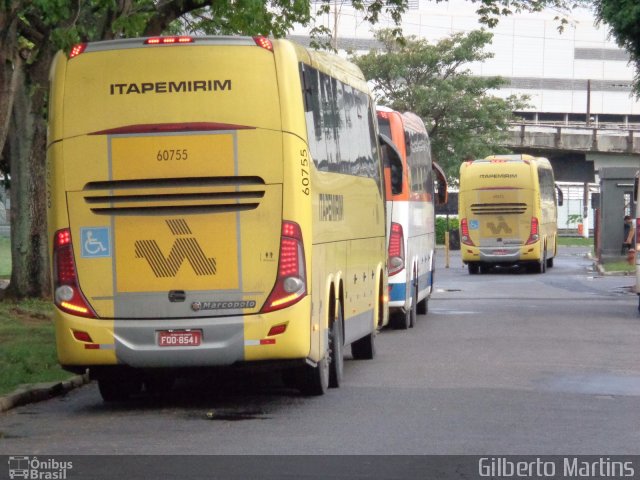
81;227;111;258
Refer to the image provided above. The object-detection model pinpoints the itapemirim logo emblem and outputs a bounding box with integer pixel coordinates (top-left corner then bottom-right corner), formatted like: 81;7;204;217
486;216;513;235
135;219;217;278
8;456;73;479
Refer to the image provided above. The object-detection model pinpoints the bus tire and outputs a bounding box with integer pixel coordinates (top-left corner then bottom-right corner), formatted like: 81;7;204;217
98;375;142;402
409;284;418;328
390;310;410;329
351;331;376;360
468;263;479;274
417;295;428;315
546;257;554;268
328;302;344;389
297;355;329;396
536;250;547;273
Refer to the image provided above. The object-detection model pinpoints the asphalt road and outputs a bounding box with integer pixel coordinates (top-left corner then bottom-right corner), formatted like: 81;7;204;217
0;246;639;457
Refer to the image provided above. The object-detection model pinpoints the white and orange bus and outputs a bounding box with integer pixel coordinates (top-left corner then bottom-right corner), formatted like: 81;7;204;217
47;36;388;399
377;107;447;329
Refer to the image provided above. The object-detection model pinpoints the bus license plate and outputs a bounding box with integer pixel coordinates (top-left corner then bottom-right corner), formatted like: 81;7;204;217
158;330;202;347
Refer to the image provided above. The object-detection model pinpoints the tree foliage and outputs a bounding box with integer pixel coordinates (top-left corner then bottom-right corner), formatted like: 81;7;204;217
353;30;529;179
594;0;640;95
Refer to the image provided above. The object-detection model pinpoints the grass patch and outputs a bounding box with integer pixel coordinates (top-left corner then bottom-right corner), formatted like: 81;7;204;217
0;235;10;278
557;236;593;247
0;298;70;396
600;259;635;274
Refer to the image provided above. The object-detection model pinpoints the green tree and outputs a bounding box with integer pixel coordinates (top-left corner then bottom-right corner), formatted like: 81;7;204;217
594;0;640;95
353;29;529;179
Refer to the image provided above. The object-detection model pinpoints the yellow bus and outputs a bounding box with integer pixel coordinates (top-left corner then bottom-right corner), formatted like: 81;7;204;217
47;36;388;400
458;154;561;274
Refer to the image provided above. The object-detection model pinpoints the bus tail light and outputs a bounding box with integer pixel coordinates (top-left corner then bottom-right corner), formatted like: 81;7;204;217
53;229;96;318
525;217;540;245
388;222;405;276
460;218;475;246
261;221;307;313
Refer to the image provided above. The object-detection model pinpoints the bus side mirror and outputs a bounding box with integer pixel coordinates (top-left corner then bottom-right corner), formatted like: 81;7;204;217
379;133;403;195
555;184;564;207
432;161;448;206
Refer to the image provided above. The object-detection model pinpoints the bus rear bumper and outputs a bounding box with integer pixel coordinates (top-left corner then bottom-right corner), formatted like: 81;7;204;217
55;300;313;369
462;245;541;265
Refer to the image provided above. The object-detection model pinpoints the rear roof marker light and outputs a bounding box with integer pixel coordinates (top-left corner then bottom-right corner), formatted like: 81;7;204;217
69;43;87;59
253;36;273;52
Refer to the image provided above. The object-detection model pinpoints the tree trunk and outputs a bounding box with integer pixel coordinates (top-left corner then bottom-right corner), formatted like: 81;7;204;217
5;54;51;299
0;1;21;161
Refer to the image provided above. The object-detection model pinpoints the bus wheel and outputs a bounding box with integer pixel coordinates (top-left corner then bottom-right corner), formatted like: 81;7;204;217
328;302;344;389
546;257;554;268
535;250;547;273
390;310;409;330
297;355;329;396
416;278;433;315
351;331;376;360
409;284;418;328
98;375;142;402
417;295;428;315
468;263;479;274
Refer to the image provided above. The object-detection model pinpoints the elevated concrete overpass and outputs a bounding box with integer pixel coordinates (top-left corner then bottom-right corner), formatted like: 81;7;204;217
503;123;640;258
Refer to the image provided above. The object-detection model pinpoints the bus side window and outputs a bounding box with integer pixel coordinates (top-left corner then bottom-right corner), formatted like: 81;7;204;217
379;133;403;195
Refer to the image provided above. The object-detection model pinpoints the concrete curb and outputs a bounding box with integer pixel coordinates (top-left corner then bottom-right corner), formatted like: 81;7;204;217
0;373;90;413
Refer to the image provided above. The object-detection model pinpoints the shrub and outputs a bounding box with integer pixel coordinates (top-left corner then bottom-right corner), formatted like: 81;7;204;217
436;216;459;244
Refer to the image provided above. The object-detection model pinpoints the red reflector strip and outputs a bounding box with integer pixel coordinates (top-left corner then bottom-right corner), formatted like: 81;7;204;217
267;324;288;336
260;339;276;345
90;122;255;136
72;330;93;343
84;344;100;350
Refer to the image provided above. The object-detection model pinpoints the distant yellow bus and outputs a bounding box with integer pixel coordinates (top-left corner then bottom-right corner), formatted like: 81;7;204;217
458;154;561;274
47;36;387;400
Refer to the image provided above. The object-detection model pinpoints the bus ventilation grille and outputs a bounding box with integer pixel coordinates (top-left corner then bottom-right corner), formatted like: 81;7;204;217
470;203;527;215
82;176;265;215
